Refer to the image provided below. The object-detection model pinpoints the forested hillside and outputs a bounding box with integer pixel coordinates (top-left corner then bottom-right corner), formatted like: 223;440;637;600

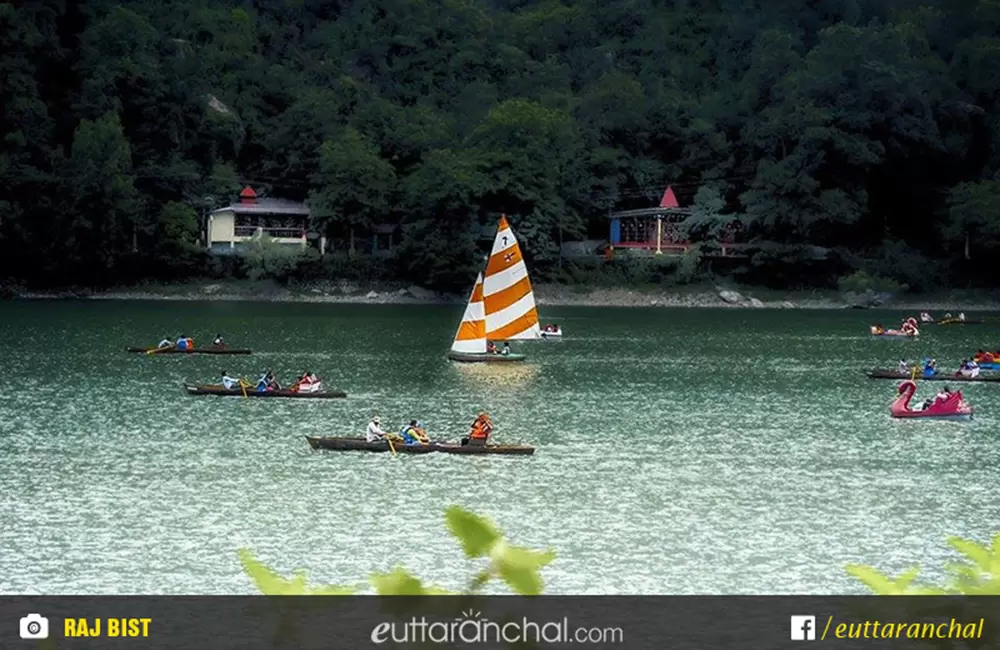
2;0;998;291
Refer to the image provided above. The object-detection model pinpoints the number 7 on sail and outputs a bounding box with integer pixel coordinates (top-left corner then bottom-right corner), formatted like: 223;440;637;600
447;216;541;362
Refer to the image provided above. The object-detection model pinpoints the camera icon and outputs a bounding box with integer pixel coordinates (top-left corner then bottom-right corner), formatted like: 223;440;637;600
19;614;49;639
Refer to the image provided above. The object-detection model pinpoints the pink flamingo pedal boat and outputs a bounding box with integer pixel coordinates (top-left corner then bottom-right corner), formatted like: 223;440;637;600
890;380;973;421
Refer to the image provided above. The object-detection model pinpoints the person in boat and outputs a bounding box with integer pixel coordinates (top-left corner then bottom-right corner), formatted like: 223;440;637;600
920;312;933;322
176;335;194;350
291;370;323;393
501;342;511;355
922;358;936;377
901;320;917;335
461;412;493;447
871;324;885;335
256;370;280;392
487;341;498;354
366;415;387;442
959;359;980;378
212;334;225;347
959;312;966;321
221;371;240;390
932;386;953;406
400;420;430;445
898;359;908;374
157;337;174;349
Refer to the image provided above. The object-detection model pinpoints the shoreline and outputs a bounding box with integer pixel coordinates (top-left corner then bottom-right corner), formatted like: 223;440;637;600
7;280;1000;312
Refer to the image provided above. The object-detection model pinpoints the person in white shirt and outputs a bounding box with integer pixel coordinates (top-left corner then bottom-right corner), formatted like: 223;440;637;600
221;372;239;390
366;416;387;442
898;359;907;374
157;337;173;348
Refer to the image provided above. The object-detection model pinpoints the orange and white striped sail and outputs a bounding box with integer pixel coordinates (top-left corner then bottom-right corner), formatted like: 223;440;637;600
450;272;487;355
483;216;541;340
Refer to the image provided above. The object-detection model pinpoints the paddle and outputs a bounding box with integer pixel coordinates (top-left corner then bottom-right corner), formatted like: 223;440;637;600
386;434;397;456
238;379;248;399
146;345;173;355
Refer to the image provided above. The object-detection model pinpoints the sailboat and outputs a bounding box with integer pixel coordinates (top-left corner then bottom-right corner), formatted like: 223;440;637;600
447;216;541;362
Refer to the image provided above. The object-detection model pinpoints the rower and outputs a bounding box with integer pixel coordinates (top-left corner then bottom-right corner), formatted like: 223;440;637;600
366;416;387;442
221;371;240;390
213;334;225;347
898;359;907;374
461;412;493;447
501;342;510;355
177;335;194;350
157;337;174;349
400;420;429;444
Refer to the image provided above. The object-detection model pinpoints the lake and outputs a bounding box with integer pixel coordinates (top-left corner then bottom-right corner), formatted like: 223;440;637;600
1;299;998;594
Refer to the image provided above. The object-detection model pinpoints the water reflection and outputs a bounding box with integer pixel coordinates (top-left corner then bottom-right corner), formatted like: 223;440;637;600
451;361;541;389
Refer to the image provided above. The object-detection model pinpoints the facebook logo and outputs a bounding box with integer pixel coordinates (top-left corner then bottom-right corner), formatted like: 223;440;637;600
790;615;816;640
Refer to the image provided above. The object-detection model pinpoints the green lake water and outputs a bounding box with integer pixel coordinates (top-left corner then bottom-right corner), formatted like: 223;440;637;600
1;299;999;594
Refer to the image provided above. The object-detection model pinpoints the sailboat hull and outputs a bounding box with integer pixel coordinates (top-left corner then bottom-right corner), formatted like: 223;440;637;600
447;352;526;363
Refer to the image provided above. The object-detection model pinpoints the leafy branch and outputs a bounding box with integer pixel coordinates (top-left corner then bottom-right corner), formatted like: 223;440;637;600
238;505;555;596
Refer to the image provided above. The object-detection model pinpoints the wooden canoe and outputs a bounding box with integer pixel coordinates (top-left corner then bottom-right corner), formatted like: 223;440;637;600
128;346;252;355
184;383;347;398
447;352;527;363
866;369;1000;383
304;436;436;453
433;442;536;456
305;436;535;456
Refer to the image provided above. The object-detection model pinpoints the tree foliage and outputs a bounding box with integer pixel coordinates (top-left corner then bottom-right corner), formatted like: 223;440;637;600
2;0;1000;289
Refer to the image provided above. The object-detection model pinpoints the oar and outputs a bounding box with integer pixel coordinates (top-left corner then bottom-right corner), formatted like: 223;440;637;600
386;434;397;456
238;379;248;399
146;345;173;355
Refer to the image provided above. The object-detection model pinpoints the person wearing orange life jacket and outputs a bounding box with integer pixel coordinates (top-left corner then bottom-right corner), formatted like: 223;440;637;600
461;412;493;447
176;335;194;350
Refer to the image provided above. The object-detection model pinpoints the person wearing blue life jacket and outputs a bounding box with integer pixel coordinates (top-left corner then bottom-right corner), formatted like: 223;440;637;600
922;358;936;377
176;334;193;350
400;420;429;445
256;370;279;392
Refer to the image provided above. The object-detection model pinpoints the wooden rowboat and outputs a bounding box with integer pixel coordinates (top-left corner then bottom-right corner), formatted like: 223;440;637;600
433;442;535;456
127;346;251;355
305;436;436;453
185;383;347;398
866;369;1000;383
305;436;535;456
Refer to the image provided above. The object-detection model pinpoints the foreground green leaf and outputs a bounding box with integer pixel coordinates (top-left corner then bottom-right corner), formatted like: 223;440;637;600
445;505;501;558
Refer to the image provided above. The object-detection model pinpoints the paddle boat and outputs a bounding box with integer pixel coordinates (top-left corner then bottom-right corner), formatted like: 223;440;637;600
870;318;919;338
540;324;563;338
890;380;973;421
973;351;999;370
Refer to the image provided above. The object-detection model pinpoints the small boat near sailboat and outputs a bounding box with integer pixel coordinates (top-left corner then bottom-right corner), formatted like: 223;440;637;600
447;216;542;363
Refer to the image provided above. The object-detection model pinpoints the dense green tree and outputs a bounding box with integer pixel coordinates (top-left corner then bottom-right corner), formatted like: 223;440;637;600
1;0;999;290
310;127;397;255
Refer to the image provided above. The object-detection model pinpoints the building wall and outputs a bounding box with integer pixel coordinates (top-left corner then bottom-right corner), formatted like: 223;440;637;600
209;210;235;246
